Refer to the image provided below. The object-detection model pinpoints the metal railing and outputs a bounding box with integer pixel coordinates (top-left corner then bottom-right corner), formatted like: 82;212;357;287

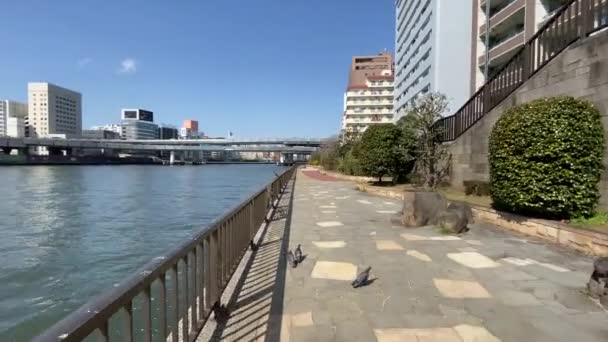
34;166;296;342
435;0;608;142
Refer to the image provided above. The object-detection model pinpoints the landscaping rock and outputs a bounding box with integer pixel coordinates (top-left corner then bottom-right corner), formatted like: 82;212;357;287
587;277;606;299
593;257;608;278
402;191;447;227
447;202;474;224
437;208;469;234
588;257;608;302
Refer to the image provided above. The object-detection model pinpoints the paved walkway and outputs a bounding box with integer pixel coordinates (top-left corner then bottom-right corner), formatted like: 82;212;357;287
200;168;607;341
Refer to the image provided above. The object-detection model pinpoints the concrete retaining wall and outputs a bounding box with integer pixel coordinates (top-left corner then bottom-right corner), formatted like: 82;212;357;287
449;30;608;208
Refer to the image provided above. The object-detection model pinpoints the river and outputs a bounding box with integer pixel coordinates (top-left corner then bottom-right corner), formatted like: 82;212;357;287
0;164;285;341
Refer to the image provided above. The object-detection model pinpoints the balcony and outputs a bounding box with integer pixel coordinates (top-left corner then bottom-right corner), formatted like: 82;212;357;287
345;100;394;107
346;90;393;98
479;0;525;35
478;30;524;66
344;109;393;116
344;116;393;125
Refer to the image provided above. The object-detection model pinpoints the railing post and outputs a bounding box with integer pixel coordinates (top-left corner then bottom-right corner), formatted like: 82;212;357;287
580;0;591;39
483;84;491;114
522;43;531;81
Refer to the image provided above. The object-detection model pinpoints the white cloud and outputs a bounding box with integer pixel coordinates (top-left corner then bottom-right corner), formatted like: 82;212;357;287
118;58;137;74
77;57;92;68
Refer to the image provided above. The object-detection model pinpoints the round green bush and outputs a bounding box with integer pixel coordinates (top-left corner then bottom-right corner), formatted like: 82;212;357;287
489;96;605;219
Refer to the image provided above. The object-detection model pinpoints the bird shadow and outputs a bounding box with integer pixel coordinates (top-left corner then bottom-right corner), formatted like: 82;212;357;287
297;255;307;264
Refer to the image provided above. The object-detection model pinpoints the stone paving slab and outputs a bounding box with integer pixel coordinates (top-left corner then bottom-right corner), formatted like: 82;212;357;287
198;169;607;341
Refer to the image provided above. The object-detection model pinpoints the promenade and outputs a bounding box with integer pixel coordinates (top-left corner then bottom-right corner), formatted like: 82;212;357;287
198;168;607;341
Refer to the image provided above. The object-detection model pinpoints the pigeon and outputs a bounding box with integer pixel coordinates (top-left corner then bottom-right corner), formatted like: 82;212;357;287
351;266;372;288
250;240;259;252
294;244;303;263
287;250;298;268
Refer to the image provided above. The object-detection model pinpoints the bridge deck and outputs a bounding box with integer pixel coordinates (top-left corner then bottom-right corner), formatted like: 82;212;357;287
197;169;607;341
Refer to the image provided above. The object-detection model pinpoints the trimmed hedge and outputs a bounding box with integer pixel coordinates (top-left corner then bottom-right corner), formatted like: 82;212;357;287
489;96;605;219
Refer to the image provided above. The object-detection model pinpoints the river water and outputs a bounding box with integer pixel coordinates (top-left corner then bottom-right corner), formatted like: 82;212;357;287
0;164;284;341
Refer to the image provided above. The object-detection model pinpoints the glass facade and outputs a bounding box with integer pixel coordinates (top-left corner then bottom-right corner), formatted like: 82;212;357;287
121;120;159;140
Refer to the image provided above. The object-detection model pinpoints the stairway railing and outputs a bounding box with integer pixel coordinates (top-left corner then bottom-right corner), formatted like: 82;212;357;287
435;0;608;142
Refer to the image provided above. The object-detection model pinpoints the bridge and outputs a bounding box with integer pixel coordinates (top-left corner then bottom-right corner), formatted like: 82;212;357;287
0;137;320;164
0;137;320;151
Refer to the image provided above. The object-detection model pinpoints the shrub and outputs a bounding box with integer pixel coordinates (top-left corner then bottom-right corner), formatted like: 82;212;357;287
489;96;604;219
338;149;363;176
357;124;415;183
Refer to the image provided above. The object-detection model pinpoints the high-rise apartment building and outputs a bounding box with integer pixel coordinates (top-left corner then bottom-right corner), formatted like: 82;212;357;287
0;100;27;137
28;82;82;137
394;0;473;120
470;0;569;91
342;71;395;133
347;51;393;88
121;109;158;140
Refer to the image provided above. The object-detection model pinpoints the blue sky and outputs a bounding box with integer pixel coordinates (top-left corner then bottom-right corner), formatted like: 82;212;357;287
0;0;394;138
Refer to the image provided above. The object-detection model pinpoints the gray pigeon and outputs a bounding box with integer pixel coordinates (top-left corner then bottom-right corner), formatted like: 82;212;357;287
294;244;303;263
287;250;297;268
352;266;372;288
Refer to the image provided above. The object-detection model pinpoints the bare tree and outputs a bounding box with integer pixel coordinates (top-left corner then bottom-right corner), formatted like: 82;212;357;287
399;92;451;189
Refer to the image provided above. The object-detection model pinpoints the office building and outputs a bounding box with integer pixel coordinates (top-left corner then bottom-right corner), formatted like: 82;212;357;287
394;0;473;120
0;100;27;137
28;82;82;137
470;0;569;91
342;68;394;133
120;109;158;140
180;119;200;139
82;129;121;139
92;124;122;137
158;125;179;140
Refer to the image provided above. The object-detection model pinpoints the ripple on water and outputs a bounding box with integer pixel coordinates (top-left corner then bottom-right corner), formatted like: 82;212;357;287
0;164;284;340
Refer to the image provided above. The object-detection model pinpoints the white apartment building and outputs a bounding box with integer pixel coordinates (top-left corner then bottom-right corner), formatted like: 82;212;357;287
342;72;395;133
28;82;82;137
0;100;27;137
394;0;473;120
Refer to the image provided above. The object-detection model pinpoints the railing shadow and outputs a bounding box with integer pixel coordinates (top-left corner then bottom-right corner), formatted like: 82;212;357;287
206;173;296;341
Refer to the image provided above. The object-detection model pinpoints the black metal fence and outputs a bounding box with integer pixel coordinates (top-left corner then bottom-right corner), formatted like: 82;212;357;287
435;0;608;142
34;167;296;342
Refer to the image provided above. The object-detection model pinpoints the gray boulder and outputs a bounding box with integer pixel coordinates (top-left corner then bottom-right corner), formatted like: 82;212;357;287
447;202;474;224
402;191;447;227
587;277;606;299
588;257;608;302
437;206;470;234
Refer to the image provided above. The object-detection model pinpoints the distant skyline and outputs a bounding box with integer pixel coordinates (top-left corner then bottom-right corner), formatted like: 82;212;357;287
0;0;394;138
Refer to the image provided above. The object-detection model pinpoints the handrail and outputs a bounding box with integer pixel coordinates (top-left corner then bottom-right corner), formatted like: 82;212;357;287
34;166;297;342
434;0;608;142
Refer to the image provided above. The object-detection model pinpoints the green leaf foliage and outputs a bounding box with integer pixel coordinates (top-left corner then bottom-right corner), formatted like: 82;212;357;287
489;96;605;219
357;124;415;182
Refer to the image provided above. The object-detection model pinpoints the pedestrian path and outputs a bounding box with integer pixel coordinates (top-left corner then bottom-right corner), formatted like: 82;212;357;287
199;168;607;341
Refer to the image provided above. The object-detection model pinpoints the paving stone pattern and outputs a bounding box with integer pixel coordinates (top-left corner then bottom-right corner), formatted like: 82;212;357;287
199;169;607;341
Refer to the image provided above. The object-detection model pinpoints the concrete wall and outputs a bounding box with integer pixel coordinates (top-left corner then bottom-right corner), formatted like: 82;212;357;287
449;30;608;208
